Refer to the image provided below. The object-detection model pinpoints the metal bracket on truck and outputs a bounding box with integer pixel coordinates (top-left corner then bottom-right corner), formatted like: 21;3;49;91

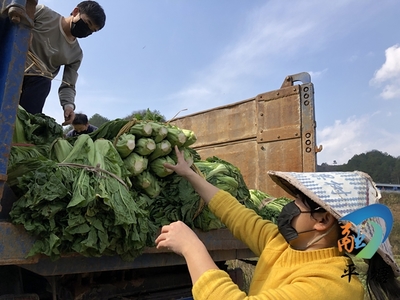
280;72;311;88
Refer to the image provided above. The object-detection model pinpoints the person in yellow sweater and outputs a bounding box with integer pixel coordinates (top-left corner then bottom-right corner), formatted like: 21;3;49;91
156;146;400;300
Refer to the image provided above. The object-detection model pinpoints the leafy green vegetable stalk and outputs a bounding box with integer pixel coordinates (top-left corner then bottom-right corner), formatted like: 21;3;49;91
12;106;28;143
8;145;48;180
166;125;187;147
115;133;136;158
7;152;53;193
134;169;154;189
203;156;250;202
182;129;197;147
194;158;249;202
90;145;138;226
134;137;156;156
169;147;200;167
248;189;272;207
132;169;163;199
50;138;73;162
129;122;153;137
148;173;202;228
124;152;148;176
149;122;169;143
141;172;162;198
148;140;172;161
62;134;95;165
92;138;132;187
149;155;175;177
88;118;129;141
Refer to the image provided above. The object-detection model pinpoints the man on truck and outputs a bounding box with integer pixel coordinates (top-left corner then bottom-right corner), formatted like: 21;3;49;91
66;113;97;137
19;1;106;125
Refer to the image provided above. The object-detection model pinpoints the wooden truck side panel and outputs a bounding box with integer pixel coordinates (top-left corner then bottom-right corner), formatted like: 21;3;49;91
171;76;317;197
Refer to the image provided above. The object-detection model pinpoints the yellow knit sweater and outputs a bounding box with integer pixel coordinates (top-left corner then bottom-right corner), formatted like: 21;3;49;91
192;190;365;299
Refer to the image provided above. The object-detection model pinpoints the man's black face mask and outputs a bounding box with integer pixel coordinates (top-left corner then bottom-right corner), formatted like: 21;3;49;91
71;18;92;38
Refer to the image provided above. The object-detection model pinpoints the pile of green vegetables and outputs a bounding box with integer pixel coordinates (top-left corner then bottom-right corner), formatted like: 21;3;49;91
245;190;292;224
7;106;290;261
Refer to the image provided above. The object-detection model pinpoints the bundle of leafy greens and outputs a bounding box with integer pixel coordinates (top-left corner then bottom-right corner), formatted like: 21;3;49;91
9;134;153;261
12;105;63;145
195;156;251;203
247;189;272;208
148;172;203;228
7;149;50;191
50;138;74;162
87;118;130;141
148;156;250;231
245;189;292;224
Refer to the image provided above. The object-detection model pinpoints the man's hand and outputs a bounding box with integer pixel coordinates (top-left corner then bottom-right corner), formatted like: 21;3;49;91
62;107;75;126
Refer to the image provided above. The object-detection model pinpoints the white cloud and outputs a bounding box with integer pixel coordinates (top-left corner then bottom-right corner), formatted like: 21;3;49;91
308;69;328;80
379;83;400;99
317;116;368;165
372;45;400;82
370;45;400;99
317;114;400;165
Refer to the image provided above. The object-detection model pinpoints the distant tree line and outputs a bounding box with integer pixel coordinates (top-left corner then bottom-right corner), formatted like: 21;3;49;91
318;150;400;184
89;109;166;127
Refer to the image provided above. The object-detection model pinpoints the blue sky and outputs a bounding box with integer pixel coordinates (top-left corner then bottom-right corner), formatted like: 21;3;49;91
40;0;400;165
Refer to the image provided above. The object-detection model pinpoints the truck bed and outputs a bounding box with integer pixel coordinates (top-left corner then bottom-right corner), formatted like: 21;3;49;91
0;222;254;276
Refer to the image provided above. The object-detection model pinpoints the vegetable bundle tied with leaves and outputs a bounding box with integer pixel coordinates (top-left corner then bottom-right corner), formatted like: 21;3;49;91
9;134;152;261
147;156;252;231
245;189;292;224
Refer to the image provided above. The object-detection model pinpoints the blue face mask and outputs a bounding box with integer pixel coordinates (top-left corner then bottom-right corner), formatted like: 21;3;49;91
277;201;317;243
71;18;92;38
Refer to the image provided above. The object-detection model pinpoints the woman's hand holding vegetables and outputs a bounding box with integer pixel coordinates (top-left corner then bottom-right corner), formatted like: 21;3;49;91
163;145;194;178
164;146;220;204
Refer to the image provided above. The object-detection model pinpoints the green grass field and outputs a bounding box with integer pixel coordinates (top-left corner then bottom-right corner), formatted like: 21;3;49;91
381;192;400;257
